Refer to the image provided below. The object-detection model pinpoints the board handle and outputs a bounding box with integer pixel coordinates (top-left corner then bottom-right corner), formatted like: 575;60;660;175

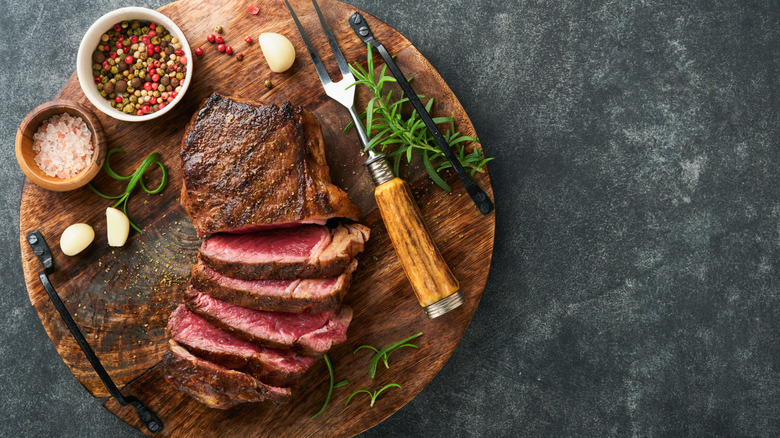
373;177;463;318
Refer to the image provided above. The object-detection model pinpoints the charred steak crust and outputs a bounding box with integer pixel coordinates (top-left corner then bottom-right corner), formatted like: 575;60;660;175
199;223;370;281
180;94;361;236
163;340;292;410
190;259;357;313
185;286;352;356
167;305;316;387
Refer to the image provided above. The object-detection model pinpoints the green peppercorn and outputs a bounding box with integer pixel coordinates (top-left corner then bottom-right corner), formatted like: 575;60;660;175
141;26;149;34
175;72;184;80
124;105;134;114
110;66;119;74
110;100;117;108
121;21;129;28
265;80;273;89
164;34;172;42
214;25;223;34
100;91;108;98
92;70;100;78
107;58;115;66
129;95;138;103
131;20;140;29
156;24;165;33
151;36;161;45
101;76;109;84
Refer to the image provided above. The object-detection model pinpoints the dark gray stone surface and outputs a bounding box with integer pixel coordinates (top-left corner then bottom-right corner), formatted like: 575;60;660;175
1;0;779;436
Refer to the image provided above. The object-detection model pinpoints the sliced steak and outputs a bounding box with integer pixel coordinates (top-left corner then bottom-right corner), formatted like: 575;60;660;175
186;286;352;355
191;258;357;313
180;94;361;236
168;305;316;387
163;340;292;409
200;223;369;280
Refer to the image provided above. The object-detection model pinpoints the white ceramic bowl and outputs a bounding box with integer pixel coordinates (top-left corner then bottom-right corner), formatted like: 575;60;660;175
77;7;193;122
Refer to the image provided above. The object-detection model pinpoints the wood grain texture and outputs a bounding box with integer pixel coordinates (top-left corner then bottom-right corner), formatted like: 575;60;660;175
18;0;495;436
374;177;459;308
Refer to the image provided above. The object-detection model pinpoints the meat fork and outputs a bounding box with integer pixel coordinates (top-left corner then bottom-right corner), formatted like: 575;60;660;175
284;0;464;318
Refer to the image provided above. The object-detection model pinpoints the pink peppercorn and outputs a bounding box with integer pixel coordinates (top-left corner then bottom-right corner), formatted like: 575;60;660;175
144;82;153;91
244;36;252;43
142;36;150;45
142;105;151;114
159;102;166;109
124;55;134;64
195;47;204;57
130;35;138;44
114;23;121;32
136;109;143;116
207;34;216;43
115;96;122;103
179;56;188;65
148;30;157;38
154;45;161;53
152;74;160;82
225;46;233;55
149;97;157;105
150;23;157;29
215;35;224;44
217;44;225;53
110;51;117;59
94;77;101;84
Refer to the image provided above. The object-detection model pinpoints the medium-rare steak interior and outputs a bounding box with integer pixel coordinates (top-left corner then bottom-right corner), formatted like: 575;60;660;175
190;259;357;314
168;305;316;387
165;95;369;410
187;287;352;355
180;94;361;236
199;223;369;280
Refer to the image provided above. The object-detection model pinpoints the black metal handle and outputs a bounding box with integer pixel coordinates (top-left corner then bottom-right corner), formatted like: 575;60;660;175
349;12;494;215
27;231;163;433
349;12;377;46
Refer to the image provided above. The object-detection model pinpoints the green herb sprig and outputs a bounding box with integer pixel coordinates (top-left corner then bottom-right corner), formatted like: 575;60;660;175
346;384;402;407
88;148;167;233
354;332;423;379
347;44;493;192
310;354;349;419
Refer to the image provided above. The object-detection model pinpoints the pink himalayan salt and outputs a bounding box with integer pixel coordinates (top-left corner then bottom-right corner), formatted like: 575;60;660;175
32;113;93;179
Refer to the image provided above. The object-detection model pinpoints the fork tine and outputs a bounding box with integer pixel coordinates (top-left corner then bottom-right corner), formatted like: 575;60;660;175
282;0;333;85
310;0;353;78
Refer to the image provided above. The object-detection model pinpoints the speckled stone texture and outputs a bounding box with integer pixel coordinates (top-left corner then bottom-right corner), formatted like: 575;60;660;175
2;0;779;436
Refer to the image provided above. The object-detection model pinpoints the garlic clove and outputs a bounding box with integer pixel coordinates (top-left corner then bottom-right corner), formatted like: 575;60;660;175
106;207;130;247
60;223;95;256
259;33;296;73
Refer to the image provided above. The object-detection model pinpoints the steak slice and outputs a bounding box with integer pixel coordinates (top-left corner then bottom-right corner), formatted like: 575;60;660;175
199;223;370;281
180;93;361;236
191;258;357;313
186;286;352;355
163;340;292;409
168;305;316;387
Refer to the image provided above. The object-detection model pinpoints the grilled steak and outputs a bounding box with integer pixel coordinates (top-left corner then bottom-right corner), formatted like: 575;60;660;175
186;286;352;355
163;340;292;409
180;94;361;236
168;305;316;387
191;258;357;313
199;223;370;281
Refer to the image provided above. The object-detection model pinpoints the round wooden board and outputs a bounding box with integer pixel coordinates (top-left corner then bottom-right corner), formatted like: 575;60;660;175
18;0;495;436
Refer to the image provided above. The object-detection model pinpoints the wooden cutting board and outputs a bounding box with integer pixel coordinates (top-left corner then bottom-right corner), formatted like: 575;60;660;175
18;0;495;436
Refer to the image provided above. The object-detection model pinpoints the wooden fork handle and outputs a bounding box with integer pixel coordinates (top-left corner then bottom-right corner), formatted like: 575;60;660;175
374;177;463;318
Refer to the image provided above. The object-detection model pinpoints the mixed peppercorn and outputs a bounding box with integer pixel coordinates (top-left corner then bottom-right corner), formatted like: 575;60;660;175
91;20;188;116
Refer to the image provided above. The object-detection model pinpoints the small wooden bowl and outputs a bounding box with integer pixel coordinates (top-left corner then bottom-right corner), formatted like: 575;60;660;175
15;100;106;192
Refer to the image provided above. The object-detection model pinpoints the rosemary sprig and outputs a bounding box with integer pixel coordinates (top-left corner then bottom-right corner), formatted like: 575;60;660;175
88;148;167;233
354;332;422;379
347;44;493;192
346;384;402;407
310;355;350;419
